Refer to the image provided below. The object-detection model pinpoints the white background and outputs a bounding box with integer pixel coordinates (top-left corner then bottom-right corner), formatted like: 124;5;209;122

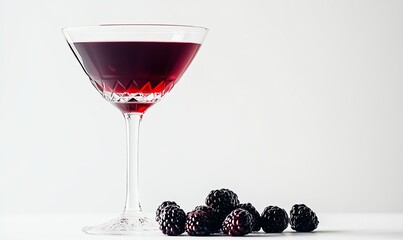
0;0;402;217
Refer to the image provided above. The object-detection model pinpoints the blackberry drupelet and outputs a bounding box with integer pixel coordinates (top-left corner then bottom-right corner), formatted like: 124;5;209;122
205;188;240;222
185;210;211;236
222;208;253;236
239;203;261;231
155;201;179;222
158;205;186;236
290;204;319;232
260;206;289;233
194;205;221;233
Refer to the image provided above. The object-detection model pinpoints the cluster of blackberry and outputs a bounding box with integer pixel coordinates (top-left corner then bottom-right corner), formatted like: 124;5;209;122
156;188;319;236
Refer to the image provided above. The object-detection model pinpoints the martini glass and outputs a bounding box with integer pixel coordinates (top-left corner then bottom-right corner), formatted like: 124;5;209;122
62;24;208;235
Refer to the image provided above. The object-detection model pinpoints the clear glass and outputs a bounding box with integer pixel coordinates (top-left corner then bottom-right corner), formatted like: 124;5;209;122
62;24;208;235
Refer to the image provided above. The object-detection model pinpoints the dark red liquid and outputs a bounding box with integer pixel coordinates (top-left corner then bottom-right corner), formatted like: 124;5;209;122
73;41;201;113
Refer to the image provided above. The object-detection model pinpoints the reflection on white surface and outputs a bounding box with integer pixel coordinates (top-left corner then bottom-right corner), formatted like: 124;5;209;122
1;213;403;239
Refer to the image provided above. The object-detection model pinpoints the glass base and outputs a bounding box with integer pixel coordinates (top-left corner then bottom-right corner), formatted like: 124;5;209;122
82;212;158;235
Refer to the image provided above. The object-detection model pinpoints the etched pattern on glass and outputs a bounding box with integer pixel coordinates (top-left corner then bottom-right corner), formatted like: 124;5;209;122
90;78;175;103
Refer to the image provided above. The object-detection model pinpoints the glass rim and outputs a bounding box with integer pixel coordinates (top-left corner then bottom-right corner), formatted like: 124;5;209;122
62;24;209;32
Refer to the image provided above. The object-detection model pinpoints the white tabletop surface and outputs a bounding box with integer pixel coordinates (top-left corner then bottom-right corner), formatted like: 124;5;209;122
1;213;403;240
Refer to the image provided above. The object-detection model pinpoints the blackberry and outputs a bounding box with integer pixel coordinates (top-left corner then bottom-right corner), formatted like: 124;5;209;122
290;204;319;232
260;206;289;233
205;188;240;222
222;208;252;236
239;203;261;231
194;205;221;233
158;205;186;236
185;210;210;236
155;201;179;222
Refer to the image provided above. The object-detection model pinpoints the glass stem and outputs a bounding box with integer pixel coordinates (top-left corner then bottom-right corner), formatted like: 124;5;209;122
123;113;143;215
